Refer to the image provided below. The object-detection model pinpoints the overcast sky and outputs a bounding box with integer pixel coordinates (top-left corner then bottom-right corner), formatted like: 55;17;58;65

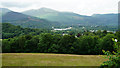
0;0;119;16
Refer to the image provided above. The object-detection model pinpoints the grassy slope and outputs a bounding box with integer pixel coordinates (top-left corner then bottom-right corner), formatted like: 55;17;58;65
2;53;107;66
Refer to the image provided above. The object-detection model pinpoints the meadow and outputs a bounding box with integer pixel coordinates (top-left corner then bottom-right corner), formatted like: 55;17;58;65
2;53;107;66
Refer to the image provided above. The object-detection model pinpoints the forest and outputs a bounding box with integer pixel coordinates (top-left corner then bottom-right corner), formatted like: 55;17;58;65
2;23;120;55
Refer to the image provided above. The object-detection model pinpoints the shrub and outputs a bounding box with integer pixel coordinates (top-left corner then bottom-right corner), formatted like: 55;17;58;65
101;38;120;68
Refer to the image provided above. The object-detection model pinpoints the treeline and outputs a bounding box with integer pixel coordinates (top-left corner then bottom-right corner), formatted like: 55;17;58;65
2;23;120;54
2;31;120;55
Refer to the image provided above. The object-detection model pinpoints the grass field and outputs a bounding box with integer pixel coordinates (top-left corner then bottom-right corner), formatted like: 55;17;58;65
2;53;107;66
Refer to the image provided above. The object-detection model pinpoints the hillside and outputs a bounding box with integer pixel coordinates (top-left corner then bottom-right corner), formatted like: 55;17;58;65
0;8;11;16
23;7;118;26
2;23;51;39
0;8;11;21
92;14;118;25
23;8;92;25
2;9;60;28
1;8;118;29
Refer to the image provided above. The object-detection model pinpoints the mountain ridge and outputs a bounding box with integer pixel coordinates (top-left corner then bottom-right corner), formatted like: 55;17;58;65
1;8;118;28
22;7;118;26
2;9;60;28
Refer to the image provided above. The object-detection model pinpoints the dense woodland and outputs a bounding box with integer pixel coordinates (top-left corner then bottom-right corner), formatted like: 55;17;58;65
2;23;120;55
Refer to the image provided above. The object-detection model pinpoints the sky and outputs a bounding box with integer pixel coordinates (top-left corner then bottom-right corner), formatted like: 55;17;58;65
0;0;119;16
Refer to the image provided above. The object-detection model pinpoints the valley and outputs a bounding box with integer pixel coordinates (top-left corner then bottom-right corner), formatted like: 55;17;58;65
1;7;120;67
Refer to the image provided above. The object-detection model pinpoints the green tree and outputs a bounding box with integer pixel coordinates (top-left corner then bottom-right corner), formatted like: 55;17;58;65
101;38;120;68
58;35;76;53
98;34;115;53
37;33;53;52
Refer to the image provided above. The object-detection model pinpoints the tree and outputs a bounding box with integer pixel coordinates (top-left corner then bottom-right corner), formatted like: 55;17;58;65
101;38;120;68
37;33;53;52
77;35;99;54
98;34;115;53
58;35;76;53
2;39;11;52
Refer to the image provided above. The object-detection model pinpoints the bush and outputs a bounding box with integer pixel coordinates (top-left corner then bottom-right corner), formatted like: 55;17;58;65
101;38;120;68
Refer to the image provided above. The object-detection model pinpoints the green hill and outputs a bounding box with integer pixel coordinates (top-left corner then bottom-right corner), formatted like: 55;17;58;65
22;8;93;25
23;7;118;26
2;10;60;28
92;14;118;26
0;8;11;16
1;8;118;29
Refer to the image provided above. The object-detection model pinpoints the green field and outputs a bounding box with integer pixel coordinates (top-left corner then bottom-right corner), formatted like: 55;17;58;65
2;53;107;66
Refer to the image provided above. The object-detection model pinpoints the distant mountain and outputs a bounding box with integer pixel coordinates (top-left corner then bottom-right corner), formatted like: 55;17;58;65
0;8;11;21
1;8;118;28
0;8;11;16
23;7;58;16
22;7;118;26
23;8;93;25
91;14;118;25
2;10;60;28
